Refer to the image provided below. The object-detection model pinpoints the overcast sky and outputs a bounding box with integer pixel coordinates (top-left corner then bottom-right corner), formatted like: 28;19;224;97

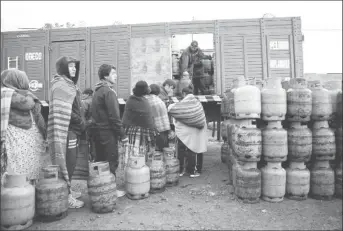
1;1;342;73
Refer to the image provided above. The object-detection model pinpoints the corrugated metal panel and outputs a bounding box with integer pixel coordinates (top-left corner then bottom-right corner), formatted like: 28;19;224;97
22;46;46;99
90;25;129;41
117;39;130;99
90;40;118;90
131;23;166;38
50;41;86;91
2;30;45;40
169;20;215;34
50;28;86;41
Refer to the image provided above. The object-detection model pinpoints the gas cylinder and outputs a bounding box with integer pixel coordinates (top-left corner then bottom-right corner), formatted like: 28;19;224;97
262;121;288;162
336;162;342;198
261;162;286;202
286;78;312;122
221;120;231;142
35;165;69;222
226;146;233;180
286;162;310;200
308;81;332;121
310;160;335;200
234;162;261;204
202;59;211;73
325;81;342;122
234;76;261;119
221;90;231;117
281;80;290;91
230;119;262;162
125;156;150;200
165;152;180;187
230;154;238;189
172;54;179;76
221;142;229;163
227;78;242;118
163;147;175;162
312;121;336;161
1;174;35;230
336;127;343;164
88;162;117;213
261;77;287;121
287;122;312;162
149;154;167;194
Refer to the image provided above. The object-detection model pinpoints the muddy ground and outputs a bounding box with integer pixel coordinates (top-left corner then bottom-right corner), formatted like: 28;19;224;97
28;132;342;230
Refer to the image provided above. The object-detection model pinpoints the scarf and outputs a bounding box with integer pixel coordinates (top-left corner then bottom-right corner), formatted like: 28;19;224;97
122;95;155;129
168;94;206;129
47;75;88;186
145;94;170;132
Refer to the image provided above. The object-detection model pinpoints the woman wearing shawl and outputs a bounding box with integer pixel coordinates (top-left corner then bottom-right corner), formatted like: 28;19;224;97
145;84;171;151
121;80;156;163
47;56;88;209
168;86;207;177
1;69;48;185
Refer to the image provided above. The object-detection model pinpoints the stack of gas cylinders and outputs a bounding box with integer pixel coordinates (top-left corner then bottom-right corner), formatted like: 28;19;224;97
221;75;263;204
221;76;342;203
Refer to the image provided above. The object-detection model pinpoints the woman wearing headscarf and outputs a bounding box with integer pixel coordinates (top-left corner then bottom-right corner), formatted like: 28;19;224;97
122;81;156;162
145;84;171;151
1;69;48;185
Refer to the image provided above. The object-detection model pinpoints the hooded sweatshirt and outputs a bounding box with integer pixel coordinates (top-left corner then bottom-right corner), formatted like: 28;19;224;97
91;80;126;139
55;56;85;135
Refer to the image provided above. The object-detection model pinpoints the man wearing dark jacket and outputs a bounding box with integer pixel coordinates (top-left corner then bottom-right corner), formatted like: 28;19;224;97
91;64;128;197
179;41;206;95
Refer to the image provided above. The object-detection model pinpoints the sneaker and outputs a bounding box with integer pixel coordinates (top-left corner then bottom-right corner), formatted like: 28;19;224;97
179;168;186;177
68;194;84;209
71;189;82;199
190;171;200;178
116;190;126;198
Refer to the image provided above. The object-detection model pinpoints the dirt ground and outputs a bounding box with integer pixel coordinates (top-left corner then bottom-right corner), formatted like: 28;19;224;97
28;133;342;231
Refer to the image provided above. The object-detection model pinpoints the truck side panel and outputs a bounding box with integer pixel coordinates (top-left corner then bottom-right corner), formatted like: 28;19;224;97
0;17;304;100
1;30;47;100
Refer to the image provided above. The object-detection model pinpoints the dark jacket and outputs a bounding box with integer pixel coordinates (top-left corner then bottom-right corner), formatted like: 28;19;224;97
91;80;126;139
82;95;92;123
55;56;85;136
179;46;205;77
158;86;169;102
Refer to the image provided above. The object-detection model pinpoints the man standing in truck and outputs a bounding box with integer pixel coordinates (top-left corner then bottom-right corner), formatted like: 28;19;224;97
179;41;206;95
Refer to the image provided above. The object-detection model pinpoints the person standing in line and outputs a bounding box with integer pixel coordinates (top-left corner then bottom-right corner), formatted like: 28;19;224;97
168;86;207;177
145;84;171;151
81;88;95;161
1;69;48;185
91;64;128;198
158;79;176;102
47;56;88;209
